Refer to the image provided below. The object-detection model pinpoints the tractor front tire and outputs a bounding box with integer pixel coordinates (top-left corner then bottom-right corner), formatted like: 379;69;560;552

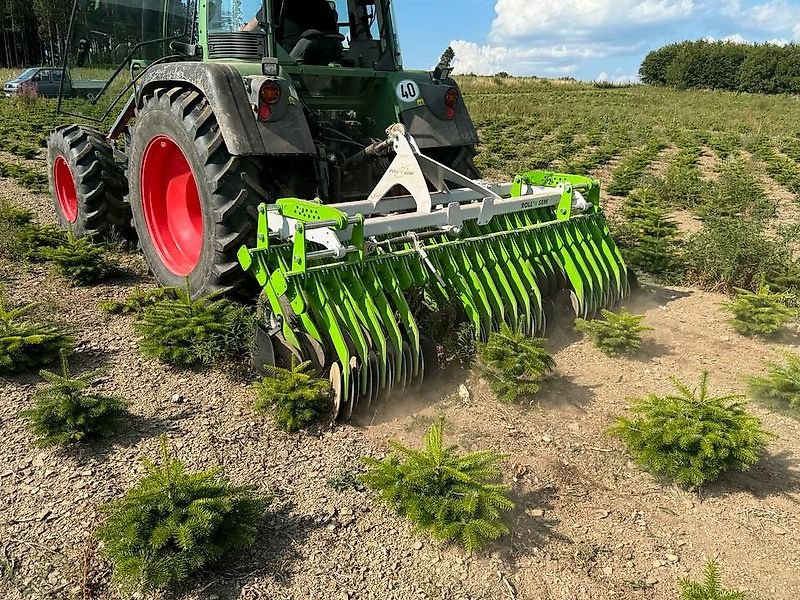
127;87;259;297
46;125;131;238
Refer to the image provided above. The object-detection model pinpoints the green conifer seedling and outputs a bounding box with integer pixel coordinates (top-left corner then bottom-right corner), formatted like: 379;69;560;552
0;199;66;260
20;351;128;447
575;308;653;356
678;559;748;600
616;187;682;277
0;292;73;376
362;418;514;552
609;373;770;489
478;325;555;402
746;352;800;414
134;287;252;367
252;360;331;432
99;286;176;315
0;197;33;227
39;233;120;285
17;223;68;261
723;284;794;336
97;438;270;594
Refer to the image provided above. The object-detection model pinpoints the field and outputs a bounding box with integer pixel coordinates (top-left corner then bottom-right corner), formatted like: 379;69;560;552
1;76;799;600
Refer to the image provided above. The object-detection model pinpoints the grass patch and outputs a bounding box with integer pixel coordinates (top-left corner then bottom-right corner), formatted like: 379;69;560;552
683;218;798;294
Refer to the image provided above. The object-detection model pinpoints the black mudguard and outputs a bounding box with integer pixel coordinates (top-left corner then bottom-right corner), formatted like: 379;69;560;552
137;63;315;156
400;80;479;149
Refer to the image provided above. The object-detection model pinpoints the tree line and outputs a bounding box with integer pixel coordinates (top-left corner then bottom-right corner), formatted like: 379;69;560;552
639;40;800;94
0;0;72;68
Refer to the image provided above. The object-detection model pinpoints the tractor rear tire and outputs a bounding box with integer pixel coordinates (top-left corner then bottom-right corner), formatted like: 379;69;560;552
46;125;131;238
126;87;260;297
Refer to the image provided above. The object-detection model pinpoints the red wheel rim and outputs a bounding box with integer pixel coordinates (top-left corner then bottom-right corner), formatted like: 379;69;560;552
53;156;78;223
140;135;203;276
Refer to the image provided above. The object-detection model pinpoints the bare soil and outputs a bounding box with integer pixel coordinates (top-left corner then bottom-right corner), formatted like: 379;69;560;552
1;175;799;600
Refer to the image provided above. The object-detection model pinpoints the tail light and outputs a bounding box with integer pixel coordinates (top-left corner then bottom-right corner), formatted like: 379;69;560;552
257;81;281;121
444;87;459;119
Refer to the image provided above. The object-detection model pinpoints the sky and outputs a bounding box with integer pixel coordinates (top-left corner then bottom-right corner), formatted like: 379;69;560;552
394;0;800;82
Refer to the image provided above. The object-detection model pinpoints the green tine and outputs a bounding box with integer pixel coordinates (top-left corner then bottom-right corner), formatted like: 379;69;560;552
364;262;405;389
264;269;302;351
307;273;354;418
463;241;506;332
375;260;421;379
429;251;484;337
568;221;608;314
341;268;389;389
330;270;374;399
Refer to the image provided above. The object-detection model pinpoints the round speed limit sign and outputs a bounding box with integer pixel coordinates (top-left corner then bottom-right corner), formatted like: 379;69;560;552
396;80;420;102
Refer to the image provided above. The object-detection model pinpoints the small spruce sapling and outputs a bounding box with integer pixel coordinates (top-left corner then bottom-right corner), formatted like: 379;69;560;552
362;417;514;552
252;360;331;432
723;284;794;336
575;308;652;356
99;286;176;315
746;352;800;414
0;199;66;260
18;223;68;261
609;373;770;489
678;559;748;600
20;351;128;447
39;233;120;284
134;287;252;367
97;438;270;594
615;187;682;277
478;325;555;402
0;292;73;376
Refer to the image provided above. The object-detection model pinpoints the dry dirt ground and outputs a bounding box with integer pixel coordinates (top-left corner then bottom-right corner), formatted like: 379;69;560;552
1;172;799;600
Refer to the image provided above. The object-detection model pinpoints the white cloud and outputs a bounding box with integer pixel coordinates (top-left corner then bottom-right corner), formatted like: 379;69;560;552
450;40;587;75
739;0;800;34
454;0;800;79
490;0;695;42
596;71;641;84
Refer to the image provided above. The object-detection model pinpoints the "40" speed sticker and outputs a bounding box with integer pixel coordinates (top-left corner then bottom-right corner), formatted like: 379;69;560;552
396;80;420;102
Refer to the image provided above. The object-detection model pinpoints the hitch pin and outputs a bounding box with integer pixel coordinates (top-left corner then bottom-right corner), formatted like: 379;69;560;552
409;232;445;288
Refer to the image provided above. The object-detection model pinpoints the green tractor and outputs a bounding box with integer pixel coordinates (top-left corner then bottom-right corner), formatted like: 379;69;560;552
47;0;629;416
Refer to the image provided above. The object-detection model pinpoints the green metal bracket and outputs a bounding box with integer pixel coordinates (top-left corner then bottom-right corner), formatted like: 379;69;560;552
277;197;349;229
557;183;573;222
256;203;270;250
291;222;307;274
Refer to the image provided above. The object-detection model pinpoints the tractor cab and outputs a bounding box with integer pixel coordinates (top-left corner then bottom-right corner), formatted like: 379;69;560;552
206;0;402;70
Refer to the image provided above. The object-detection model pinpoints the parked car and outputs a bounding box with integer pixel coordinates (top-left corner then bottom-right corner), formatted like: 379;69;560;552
3;67;104;99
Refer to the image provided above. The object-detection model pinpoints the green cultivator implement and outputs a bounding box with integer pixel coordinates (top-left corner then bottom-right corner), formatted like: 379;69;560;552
46;0;630;418
239;125;629;417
